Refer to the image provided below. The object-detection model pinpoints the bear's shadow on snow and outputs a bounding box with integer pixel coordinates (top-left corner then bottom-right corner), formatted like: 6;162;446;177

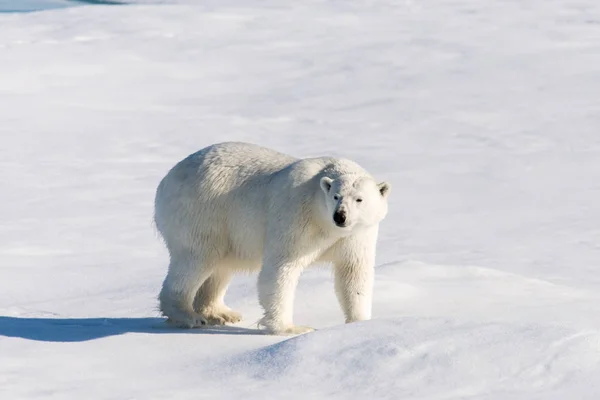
0;317;266;342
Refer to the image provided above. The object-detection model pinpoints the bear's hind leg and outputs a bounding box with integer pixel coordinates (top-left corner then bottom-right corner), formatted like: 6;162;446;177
159;250;216;328
193;269;242;325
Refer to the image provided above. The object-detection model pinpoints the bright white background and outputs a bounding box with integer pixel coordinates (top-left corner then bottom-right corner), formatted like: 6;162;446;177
1;1;600;399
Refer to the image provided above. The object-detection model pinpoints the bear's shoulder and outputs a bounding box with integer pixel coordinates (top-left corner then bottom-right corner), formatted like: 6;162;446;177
311;157;371;179
282;156;372;181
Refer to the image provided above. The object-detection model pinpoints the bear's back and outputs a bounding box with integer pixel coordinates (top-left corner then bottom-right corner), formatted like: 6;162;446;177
162;142;296;193
192;141;296;179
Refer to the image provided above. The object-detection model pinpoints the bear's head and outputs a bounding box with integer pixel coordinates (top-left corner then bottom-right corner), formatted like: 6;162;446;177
319;174;390;232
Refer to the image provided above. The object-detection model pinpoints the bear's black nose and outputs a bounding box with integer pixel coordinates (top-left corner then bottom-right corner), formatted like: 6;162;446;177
333;211;347;227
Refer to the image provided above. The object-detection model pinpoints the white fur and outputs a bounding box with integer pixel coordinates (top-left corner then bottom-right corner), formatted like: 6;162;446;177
154;142;391;335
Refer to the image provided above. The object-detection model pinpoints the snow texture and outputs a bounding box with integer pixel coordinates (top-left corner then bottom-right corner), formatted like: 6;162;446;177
1;0;600;399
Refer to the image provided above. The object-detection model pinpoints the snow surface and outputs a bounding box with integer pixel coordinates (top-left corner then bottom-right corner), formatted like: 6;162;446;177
1;0;600;399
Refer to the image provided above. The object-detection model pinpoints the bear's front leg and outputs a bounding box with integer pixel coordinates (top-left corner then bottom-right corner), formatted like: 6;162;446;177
334;261;374;323
333;232;377;323
257;255;314;336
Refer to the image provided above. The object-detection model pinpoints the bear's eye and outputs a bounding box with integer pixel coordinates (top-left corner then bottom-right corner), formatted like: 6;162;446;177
356;198;363;203
333;195;339;201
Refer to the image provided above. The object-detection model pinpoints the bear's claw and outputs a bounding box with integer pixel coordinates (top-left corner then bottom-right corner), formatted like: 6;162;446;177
198;307;243;326
165;313;208;329
279;325;315;335
259;321;315;336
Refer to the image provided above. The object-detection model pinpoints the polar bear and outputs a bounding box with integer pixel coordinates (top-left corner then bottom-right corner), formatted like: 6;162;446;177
154;142;391;335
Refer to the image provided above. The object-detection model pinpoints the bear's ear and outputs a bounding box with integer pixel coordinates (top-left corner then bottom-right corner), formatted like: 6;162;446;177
378;182;391;198
320;176;333;193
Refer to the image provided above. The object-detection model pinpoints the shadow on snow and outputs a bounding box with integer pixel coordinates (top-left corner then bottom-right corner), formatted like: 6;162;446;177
0;316;266;342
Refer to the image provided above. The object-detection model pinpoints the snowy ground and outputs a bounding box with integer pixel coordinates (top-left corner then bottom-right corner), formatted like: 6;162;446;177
1;0;600;399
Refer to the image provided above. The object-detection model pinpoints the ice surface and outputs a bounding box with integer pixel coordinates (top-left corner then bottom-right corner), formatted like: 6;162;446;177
1;1;600;398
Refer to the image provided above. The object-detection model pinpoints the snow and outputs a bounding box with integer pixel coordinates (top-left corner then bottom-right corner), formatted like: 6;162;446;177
1;0;600;398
